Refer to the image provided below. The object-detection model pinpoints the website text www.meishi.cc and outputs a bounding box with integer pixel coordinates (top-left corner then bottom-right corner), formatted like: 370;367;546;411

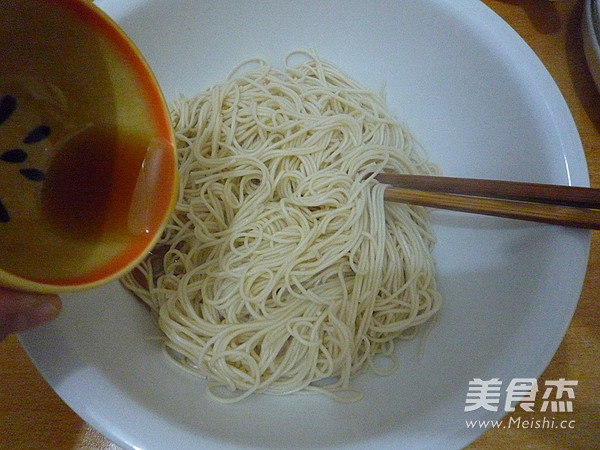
466;416;576;430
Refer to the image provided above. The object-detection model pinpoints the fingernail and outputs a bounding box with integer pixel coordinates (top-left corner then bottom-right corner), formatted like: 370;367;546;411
11;298;61;334
27;300;61;325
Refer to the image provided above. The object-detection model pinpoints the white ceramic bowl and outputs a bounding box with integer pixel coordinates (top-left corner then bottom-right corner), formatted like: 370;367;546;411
20;1;589;449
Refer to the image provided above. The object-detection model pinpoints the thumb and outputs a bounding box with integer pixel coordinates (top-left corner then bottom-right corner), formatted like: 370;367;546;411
0;289;62;341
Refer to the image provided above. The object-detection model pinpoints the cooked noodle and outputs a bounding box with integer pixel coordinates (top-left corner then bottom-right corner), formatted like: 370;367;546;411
122;50;441;402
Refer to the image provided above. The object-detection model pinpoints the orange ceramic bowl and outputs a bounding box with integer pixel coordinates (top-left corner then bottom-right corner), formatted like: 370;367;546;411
0;0;178;293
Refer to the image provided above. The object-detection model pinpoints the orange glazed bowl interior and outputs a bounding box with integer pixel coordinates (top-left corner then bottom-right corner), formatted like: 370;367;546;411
0;0;177;293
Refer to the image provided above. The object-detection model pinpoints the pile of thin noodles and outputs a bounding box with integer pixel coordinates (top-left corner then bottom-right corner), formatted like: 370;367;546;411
122;51;441;402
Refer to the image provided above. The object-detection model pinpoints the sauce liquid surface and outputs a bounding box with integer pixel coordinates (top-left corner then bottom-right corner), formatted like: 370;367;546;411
0;124;157;283
42;125;148;240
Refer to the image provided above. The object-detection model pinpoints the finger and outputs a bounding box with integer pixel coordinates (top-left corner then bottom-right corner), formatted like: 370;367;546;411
0;289;62;340
0;288;59;314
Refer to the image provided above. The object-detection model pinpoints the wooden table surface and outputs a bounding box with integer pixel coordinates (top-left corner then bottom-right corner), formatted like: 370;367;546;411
1;0;599;448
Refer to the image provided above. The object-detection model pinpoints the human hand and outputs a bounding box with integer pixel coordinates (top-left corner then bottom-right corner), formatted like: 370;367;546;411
0;288;61;341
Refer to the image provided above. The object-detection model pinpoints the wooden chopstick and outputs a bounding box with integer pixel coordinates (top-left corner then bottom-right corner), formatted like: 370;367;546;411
375;173;600;229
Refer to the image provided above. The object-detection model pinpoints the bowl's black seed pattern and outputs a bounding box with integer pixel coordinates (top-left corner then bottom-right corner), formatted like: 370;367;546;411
19;168;45;182
0;200;9;223
23;125;51;144
0;95;16;125
1;149;28;163
0;94;51;223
